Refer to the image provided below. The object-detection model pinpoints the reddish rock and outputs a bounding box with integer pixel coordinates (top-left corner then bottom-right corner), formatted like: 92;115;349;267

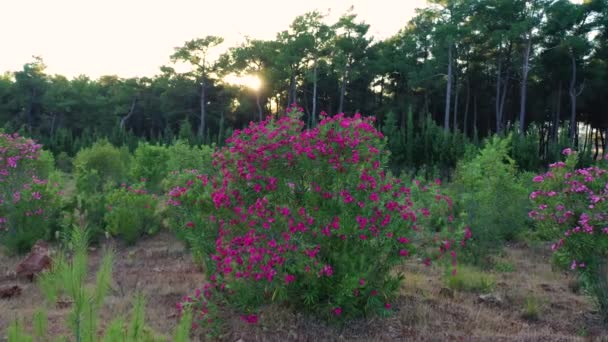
0;285;22;299
15;240;52;281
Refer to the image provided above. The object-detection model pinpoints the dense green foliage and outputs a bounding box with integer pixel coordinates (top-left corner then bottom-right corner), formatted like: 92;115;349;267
104;184;160;245
451;136;531;266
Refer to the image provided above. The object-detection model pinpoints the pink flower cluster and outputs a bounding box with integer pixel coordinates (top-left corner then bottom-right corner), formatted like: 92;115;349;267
172;107;465;324
530;149;607;274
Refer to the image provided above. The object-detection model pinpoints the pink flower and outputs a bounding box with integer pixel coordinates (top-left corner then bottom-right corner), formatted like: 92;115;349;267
562;148;573;156
333;307;342;316
359;278;366;286
385;302;391;309
185;221;195;228
532;175;544;183
285;274;296;284
240;314;258;324
31;192;41;200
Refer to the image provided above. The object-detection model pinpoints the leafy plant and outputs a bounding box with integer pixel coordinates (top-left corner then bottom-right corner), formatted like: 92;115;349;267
130;142;170;193
73;140;131;194
0;133;63;254
104;184;160;245
529;149;608;319
451;135;531;266
444;265;495;293
172;107;467;328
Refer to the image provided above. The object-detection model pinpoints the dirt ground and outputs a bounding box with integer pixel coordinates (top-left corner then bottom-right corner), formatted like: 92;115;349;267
1;233;607;341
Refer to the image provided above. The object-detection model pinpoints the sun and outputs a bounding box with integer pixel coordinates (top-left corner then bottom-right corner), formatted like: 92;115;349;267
224;74;261;91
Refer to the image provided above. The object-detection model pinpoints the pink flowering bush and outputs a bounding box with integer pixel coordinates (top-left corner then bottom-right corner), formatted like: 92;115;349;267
529;149;608;317
0;133;62;254
169;107;467;327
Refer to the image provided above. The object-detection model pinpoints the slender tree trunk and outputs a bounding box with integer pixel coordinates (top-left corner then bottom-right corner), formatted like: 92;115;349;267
473;94;479;143
120;97;138;131
288;72;297;108
424;91;430;117
453;81;460;132
553;83;562;143
594;127;600;160
499;68;509;133
463;81;470;137
583;124;591;154
444;44;453;133
338;62;349;114
604;128;608;156
198;82;206;139
496;59;503;134
256;90;263;122
50;113;57;137
519;37;532;134
312;63;318;125
569;54;578;146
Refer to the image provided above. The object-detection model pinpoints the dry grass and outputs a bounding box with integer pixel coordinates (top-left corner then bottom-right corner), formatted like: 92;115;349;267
1;234;607;341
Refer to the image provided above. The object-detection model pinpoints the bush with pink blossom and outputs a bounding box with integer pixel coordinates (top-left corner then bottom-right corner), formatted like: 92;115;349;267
529;149;608;318
0;133;62;254
168;107;467;328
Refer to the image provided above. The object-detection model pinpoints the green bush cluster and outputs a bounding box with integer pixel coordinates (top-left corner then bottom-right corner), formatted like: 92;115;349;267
73;140;132;194
104;184;160;245
451;135;531;266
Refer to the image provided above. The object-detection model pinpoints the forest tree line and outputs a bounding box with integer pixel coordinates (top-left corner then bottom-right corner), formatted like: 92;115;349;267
0;0;606;159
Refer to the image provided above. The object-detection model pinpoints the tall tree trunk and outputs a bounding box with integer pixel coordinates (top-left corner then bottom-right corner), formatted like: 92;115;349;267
338;62;350;114
473;94;479;143
552;83;562;143
312;63;318;125
519;37;532;134
569;54;578;146
463;81;470;137
256;90;263;122
583;123;591;154
444;44;453;133
495;59;503;134
198;81;206;139
604;128;608;156
288;72;297;108
594;127;600;160
50;113;57;137
120;97;138;131
453;81;460;132
499;68;509;134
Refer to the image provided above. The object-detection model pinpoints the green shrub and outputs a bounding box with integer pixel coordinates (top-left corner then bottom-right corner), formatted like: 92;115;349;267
130;142;170;193
104;184;160;245
444;265;495;293
451;135;531;266
55;151;73;173
521;295;542;321
73;140;131;194
166;140;214;173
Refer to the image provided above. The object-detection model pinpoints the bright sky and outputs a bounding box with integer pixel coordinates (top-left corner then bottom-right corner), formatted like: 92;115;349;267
1;0;428;79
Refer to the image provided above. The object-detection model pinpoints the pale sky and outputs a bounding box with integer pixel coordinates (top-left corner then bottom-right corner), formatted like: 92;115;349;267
0;0;428;79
